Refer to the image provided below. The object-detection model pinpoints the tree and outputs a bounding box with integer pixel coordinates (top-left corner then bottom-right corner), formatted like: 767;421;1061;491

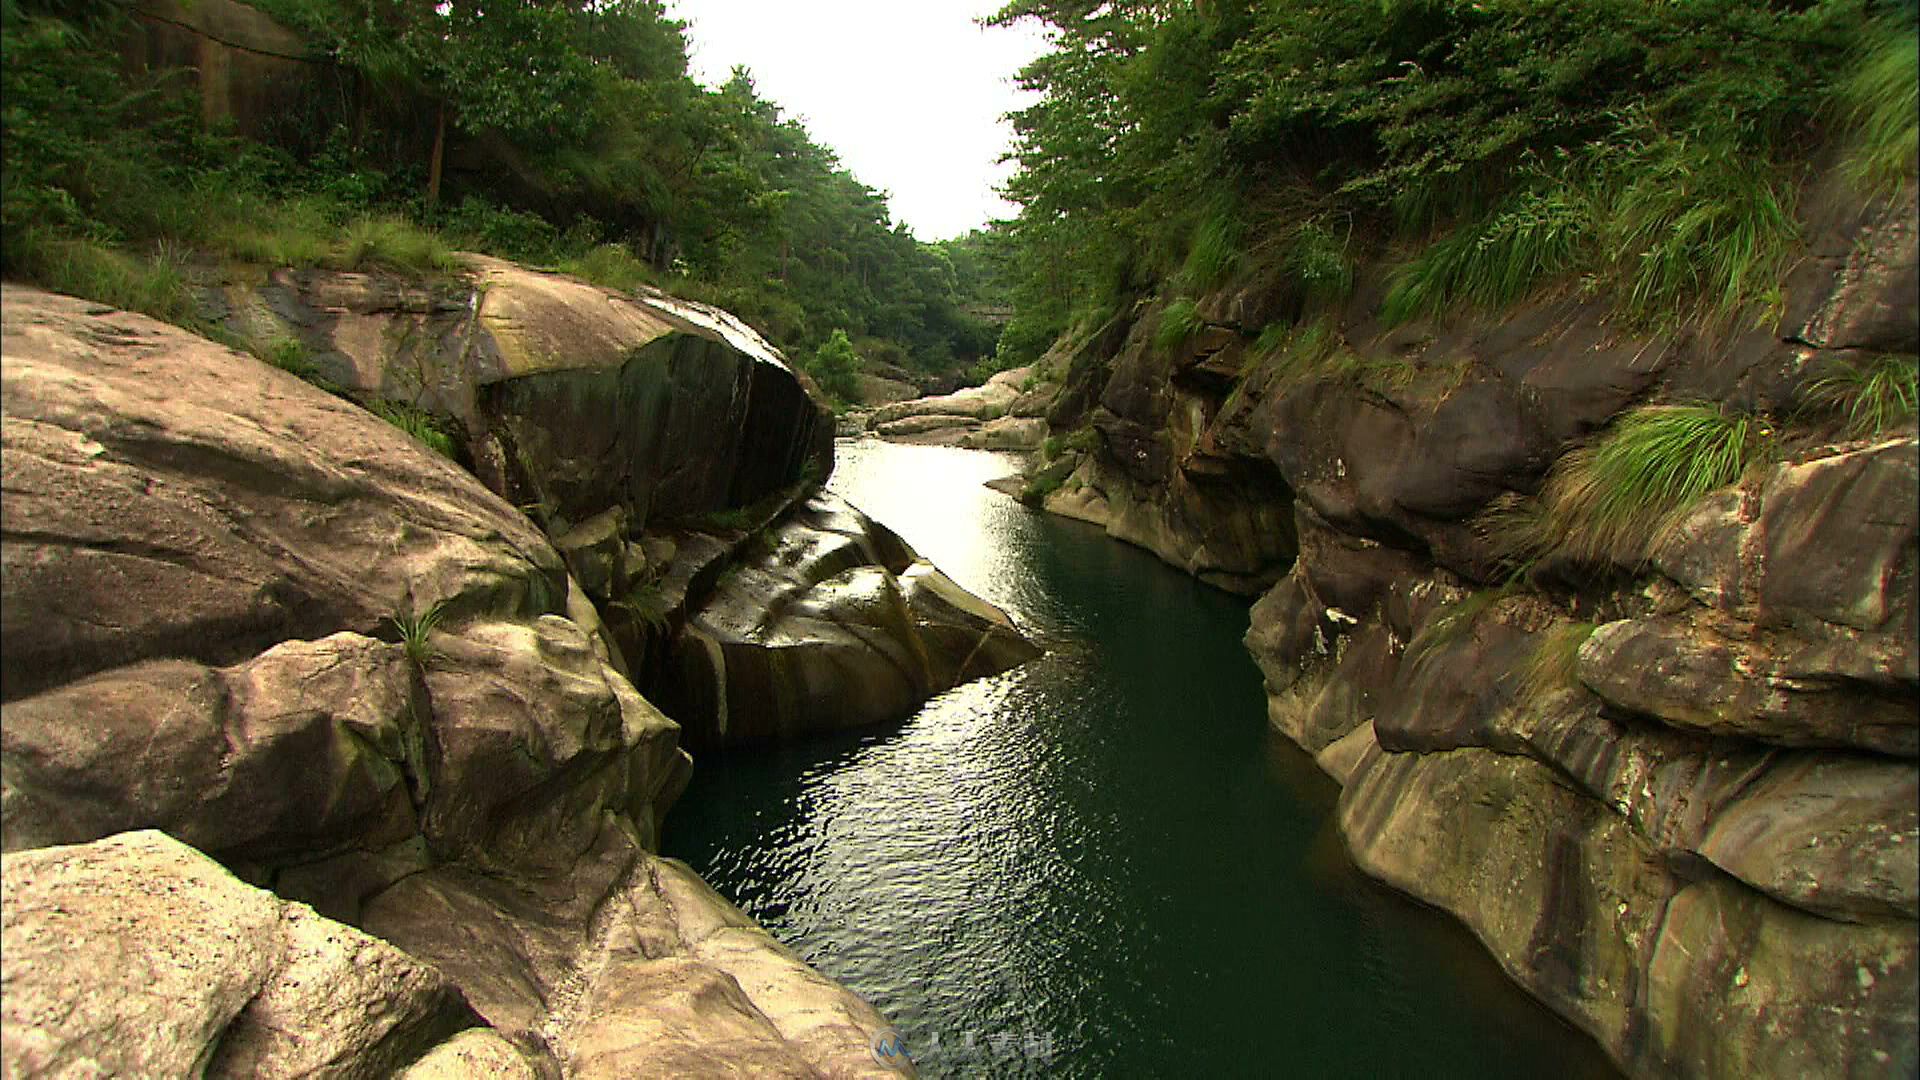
805;329;862;403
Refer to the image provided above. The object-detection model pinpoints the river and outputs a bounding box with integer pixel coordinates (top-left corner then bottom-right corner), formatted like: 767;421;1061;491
665;438;1620;1079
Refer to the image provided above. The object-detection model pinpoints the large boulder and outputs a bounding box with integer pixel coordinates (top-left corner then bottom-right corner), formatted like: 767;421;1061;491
0;285;566;705
655;492;1039;748
1336;735;1919;1078
0;287;911;1076
361;826;905;1079
1;830;478;1079
202;258;835;640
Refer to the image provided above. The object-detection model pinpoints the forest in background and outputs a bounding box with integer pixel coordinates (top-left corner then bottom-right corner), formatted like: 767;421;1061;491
0;0;1012;398
4;0;1913;405
986;0;1917;369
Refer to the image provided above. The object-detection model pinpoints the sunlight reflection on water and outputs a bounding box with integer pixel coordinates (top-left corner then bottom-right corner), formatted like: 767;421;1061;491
666;439;1621;1080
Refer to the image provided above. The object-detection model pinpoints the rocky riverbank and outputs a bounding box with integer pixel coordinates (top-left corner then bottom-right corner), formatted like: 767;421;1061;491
0;263;1037;1075
984;168;1919;1076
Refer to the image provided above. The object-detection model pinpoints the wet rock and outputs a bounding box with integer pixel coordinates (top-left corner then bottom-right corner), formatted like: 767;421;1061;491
656;492;1038;748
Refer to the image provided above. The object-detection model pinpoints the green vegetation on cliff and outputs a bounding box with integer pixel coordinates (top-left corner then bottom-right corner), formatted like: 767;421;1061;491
989;0;1918;366
0;0;1006;389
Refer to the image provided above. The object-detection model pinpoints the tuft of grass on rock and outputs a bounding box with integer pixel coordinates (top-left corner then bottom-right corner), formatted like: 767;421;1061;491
1801;353;1918;439
1155;298;1205;350
1403;587;1509;676
1383;186;1593;325
557;243;656;293
1511;621;1598;704
332;215;459;274
12;233;198;324
375;400;459;460
389;597;450;667
1837;18;1919;195
1501;403;1765;568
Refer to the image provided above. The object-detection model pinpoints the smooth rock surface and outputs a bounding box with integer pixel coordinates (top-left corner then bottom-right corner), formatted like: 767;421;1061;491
2;831;476;1080
656;492;1039;748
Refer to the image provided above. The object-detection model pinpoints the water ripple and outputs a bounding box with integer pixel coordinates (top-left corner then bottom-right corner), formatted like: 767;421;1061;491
666;441;1620;1080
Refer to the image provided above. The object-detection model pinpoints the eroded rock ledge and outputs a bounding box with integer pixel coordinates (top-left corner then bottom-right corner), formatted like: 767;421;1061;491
999;171;1919;1075
0;278;1035;1075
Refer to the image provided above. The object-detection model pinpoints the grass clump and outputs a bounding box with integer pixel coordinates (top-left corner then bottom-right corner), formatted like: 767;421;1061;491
1178;209;1242;291
557;243;657;294
1252;318;1362;386
1284;220;1355;311
1837;18;1919;195
1383;184;1593;325
1155;298;1205;350
216;196;336;268
389;597;451;667
1511;621;1597;704
375;401;459;460
1403;587;1509;676
333;216;460;274
1502;404;1765;568
1598;132;1798;327
613;578;673;633
11;234;198;324
1801;353;1919;438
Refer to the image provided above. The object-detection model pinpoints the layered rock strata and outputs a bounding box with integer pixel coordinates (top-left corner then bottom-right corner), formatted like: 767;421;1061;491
1008;173;1920;1076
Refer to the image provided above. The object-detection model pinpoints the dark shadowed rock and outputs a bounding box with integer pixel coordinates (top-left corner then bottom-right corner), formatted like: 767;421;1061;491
656;492;1039;748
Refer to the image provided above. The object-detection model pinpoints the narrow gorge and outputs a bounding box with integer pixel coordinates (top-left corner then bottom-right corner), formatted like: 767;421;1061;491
3;0;1917;1076
0;267;1031;1076
961;165;1920;1075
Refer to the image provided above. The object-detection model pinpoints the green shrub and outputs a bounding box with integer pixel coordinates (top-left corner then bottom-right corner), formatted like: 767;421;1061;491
1505;403;1765;567
804;328;863;402
441;196;559;264
1801;353;1918;438
1154;298;1204;350
375;401;459;460
1285;220;1356;311
1837;17;1919;194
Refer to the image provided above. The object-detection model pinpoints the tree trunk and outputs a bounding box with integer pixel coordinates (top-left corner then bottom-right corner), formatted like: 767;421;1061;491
426;102;447;212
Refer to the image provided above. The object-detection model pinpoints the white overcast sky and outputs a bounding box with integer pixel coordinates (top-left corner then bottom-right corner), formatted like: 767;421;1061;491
664;1;1050;241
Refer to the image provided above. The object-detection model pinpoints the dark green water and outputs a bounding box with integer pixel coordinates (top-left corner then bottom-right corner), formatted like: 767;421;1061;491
665;439;1619;1079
